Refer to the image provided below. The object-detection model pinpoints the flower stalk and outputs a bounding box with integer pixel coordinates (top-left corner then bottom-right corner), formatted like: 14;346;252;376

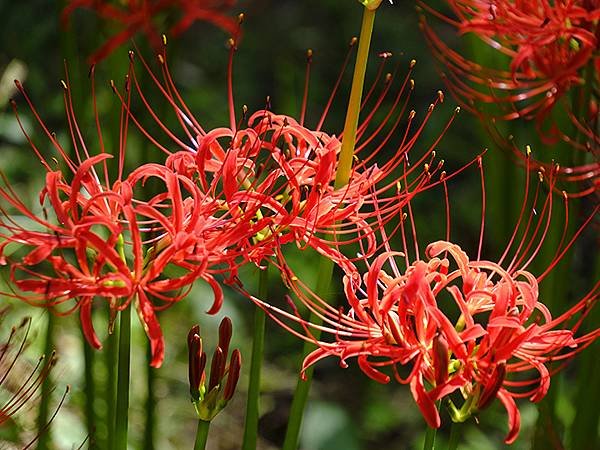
242;268;268;450
283;6;378;449
144;343;157;450
114;306;132;450
81;328;97;448
194;419;211;450
282;256;335;450
35;313;55;450
448;422;462;450
423;426;437;450
336;5;377;189
105;318;119;449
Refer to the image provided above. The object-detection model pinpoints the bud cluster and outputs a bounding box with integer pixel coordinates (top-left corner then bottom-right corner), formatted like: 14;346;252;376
187;317;241;421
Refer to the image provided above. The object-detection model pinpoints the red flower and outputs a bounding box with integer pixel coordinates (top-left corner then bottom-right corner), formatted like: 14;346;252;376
0;73;260;367
251;158;600;443
61;0;238;62
118;41;458;269
419;0;600;196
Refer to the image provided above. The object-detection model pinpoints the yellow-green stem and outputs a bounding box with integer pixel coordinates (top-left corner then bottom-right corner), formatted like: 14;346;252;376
282;256;334;450
335;6;377;189
282;6;377;450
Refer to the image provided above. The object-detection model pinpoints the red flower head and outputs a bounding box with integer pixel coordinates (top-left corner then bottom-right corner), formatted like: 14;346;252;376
118;36;459;271
61;0;239;62
419;0;600;197
251;157;600;443
0;70;261;367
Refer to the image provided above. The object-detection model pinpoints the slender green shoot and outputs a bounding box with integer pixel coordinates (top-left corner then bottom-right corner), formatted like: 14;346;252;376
194;419;211;450
282;5;377;450
448;422;461;450
36;313;55;450
242;268;269;450
114;307;131;450
423;426;437;450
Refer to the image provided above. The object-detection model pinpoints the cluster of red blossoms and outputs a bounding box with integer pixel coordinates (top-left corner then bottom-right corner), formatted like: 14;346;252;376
2;1;599;443
0;30;452;369
419;0;600;197
253;157;600;443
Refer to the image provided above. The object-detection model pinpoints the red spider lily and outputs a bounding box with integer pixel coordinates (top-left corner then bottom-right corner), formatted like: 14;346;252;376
61;0;238;63
0;310;68;448
250;157;600;443
418;0;600;196
0;72;262;367
116;37;459;270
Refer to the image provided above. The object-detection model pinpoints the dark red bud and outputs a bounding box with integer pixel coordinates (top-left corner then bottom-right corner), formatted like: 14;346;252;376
187;324;200;348
218;317;233;359
478;363;506;410
208;347;224;392
198;353;207;384
433;334;449;386
188;334;203;401
223;349;241;401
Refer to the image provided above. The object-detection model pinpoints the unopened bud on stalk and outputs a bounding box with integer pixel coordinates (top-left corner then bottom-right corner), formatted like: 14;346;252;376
186;317;242;421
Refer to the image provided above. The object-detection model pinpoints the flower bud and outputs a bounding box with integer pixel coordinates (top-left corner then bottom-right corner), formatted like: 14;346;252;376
432;334;449;386
477;363;506;410
224;349;241;401
186;317;242;421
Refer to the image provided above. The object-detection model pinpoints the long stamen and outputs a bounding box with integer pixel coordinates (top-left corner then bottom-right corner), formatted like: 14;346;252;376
316;37;358;132
477;156;486;261
300;49;312;127
227;37;237;131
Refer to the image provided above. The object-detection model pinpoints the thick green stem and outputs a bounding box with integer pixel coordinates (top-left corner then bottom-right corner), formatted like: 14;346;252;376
36;313;54;450
282;6;377;450
447;422;461;450
423;426;437;450
282;257;333;450
105;318;119;450
114;307;131;450
82;329;97;448
143;343;156;450
194;419;211;450
242;268;269;450
336;6;376;189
